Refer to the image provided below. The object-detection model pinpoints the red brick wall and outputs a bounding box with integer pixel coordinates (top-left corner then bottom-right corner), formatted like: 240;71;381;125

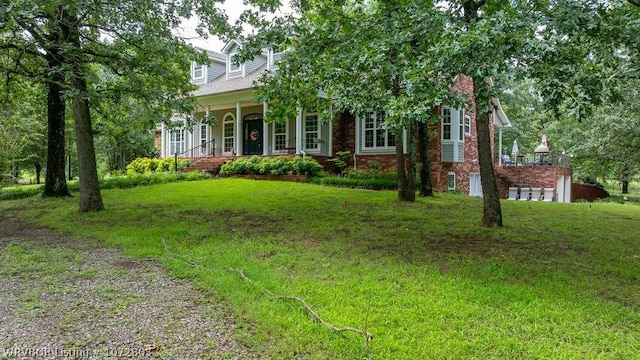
495;165;572;198
571;183;609;202
328;74;500;194
427;74;482;193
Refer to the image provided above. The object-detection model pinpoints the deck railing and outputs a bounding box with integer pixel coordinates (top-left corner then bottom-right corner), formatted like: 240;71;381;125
505;152;570;168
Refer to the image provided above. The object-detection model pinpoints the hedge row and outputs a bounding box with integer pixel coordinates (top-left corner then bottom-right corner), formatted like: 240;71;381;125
126;157;190;174
0;172;211;201
220;156;324;177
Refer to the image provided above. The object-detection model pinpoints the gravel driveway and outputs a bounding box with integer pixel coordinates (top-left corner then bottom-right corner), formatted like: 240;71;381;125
0;217;259;360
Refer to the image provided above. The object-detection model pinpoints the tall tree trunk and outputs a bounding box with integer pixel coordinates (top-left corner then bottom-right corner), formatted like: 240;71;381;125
621;170;629;194
474;95;502;227
72;73;104;212
34;160;42;184
68;10;104;212
418;121;433;197
43;68;70;197
396;124;417;202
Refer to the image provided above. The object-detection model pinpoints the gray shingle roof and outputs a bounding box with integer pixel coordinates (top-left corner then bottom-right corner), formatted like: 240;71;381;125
192;64;268;97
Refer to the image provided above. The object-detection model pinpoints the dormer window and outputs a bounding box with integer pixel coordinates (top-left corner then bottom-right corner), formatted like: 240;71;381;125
229;52;241;72
192;63;204;80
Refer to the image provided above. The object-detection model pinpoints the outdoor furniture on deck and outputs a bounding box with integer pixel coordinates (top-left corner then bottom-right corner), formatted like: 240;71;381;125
508;187;519;200
543;188;554;202
530;188;541;201
520;187;531;201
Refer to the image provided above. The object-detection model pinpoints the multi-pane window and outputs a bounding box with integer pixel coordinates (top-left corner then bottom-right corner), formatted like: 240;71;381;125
193;64;203;79
223;114;235;153
199;123;208;155
170;128;185;155
363;111;394;150
441;107;465;163
229;53;240;72
304;113;319;150
274;121;287;151
464;115;471;136
448;172;456;191
442;108;452;140
200;124;208;147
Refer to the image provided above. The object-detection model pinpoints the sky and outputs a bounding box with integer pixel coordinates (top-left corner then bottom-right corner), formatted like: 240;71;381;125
174;1;292;52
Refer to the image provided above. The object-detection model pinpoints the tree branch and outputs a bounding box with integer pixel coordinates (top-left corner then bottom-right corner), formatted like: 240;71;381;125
230;268;374;343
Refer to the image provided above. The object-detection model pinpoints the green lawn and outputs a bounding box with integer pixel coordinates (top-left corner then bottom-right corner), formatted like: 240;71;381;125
1;179;639;359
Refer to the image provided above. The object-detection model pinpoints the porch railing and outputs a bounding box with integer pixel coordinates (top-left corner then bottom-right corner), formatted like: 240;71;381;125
173;140;216;171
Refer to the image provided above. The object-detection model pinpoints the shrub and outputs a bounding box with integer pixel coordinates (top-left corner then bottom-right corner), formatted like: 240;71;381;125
307;175;397;190
344;168;398;181
220;156;323;177
127;157;190;174
291;157;324;177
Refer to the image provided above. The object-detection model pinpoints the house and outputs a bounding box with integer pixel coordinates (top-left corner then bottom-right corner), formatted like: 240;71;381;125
158;40;570;200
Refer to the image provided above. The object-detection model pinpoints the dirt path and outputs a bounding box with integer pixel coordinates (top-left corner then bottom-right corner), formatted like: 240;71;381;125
0;217;258;359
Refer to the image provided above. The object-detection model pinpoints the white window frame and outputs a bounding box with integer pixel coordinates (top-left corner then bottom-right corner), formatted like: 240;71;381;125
170;128;185;155
458;110;465;141
441;106;465;162
192;63;204;80
228;52;243;76
441;108;452;141
447;171;456;191
464;114;471;136
304;112;319;151
272;120;289;152
223;113;235;155
361;110;395;152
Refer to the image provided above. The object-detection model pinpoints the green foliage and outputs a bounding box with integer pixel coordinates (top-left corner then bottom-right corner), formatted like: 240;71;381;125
220;156;324;177
308;168;400;190
344;168;398;181
259;156;293;175
3;180;640;359
307;175;398;190
327;151;351;174
0;187;43;201
126;157;189;174
291;157;324;176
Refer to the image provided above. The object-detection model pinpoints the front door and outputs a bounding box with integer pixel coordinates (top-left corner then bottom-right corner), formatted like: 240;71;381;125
243;118;263;155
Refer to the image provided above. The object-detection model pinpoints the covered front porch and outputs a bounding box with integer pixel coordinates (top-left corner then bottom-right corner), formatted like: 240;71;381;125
159;94;332;160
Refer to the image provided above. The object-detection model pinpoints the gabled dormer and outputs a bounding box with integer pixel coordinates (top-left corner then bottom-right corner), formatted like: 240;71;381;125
221;40;269;80
267;49;284;72
191;61;207;85
191;48;226;85
222;40;245;80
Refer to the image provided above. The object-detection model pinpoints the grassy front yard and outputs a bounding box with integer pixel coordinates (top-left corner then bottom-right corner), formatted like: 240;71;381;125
1;178;639;359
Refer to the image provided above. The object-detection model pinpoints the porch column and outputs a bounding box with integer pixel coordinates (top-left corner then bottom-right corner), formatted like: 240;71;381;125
263;102;269;155
296;108;303;154
205;107;211;155
498;127;504;166
160;123;166;158
183;116;189;156
328;119;333;157
355;114;360;155
235;102;242;155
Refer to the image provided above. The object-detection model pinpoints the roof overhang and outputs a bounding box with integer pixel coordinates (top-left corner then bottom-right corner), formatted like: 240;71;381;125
492;97;511;128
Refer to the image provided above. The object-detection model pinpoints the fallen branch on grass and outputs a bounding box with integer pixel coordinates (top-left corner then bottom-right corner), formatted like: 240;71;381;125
229;267;374;343
161;238;199;268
